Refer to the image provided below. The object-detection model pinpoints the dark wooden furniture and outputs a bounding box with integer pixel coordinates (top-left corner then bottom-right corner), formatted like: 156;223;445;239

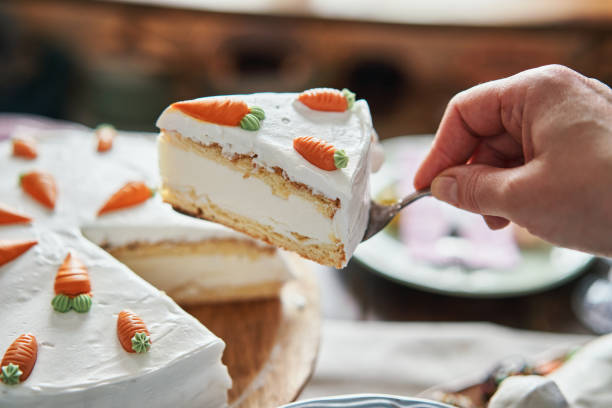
2;0;611;135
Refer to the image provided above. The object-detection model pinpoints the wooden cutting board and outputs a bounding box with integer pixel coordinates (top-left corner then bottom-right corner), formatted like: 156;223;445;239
185;255;320;408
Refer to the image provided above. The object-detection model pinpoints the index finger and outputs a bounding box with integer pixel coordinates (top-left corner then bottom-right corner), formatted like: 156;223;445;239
413;76;523;190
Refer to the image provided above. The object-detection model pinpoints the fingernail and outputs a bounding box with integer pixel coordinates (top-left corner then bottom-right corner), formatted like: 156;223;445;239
431;176;458;206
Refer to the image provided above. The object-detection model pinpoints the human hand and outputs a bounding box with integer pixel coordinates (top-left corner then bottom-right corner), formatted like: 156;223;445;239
414;65;612;256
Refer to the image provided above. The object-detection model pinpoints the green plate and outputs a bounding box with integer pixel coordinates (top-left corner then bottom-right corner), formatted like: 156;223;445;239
353;136;594;298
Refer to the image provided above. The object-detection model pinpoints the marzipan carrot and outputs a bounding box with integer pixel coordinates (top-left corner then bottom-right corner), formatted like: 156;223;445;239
297;88;355;112
0;240;37;267
0;203;32;225
117;310;151;353
20;171;57;210
54;253;91;296
52;252;92;313
97;181;154;216
171;99;265;131
1;334;38;385
293;136;349;171
12;137;38;159
96;124;115;152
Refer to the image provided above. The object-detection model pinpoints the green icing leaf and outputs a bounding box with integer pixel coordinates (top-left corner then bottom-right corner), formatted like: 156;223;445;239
240;114;261;131
72;294;92;313
95;123;115;131
249;106;266;120
131;332;151;353
51;294;72;313
342;88;356;110
333;149;349;169
1;363;22;385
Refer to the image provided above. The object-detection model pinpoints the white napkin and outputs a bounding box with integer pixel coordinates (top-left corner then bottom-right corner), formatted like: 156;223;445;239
300;320;592;399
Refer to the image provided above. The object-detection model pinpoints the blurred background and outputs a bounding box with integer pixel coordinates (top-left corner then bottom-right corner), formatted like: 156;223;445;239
2;0;611;136
2;0;612;336
3;1;612;404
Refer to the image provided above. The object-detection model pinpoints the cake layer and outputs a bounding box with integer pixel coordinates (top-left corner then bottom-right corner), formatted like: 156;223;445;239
162;182;345;268
156;92;376;267
102;239;289;304
158;131;346;267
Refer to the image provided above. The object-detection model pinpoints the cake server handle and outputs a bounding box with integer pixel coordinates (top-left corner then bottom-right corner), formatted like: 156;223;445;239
362;187;432;242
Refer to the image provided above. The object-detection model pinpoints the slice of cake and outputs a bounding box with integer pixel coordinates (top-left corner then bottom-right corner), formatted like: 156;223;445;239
156;89;378;268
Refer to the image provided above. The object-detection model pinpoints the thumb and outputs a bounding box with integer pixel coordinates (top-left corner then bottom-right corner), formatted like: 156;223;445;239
430;164;523;218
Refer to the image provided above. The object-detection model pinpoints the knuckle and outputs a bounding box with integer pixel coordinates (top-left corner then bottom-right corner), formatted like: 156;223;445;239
446;91;467;111
533;64;580;91
540;64;576;78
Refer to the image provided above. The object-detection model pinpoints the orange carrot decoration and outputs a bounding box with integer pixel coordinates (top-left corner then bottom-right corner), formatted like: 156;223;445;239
297;88;356;112
535;359;564;376
95;124;116;152
51;253;92;313
117;310;152;353
97;181;154;216
0;203;32;225
54;253;91;297
1;334;38;385
293;136;349;171
171;99;265;131
12;137;38;159
20;171;57;210
0;240;37;267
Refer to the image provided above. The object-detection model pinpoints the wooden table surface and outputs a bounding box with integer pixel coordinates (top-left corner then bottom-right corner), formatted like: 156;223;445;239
312;257;610;335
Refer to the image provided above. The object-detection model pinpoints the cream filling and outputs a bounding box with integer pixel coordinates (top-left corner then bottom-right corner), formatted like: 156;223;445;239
113;251;291;290
159;136;338;246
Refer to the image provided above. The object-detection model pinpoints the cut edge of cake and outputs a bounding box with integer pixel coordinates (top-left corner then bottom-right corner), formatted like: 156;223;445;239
98;236;291;304
158;130;347;268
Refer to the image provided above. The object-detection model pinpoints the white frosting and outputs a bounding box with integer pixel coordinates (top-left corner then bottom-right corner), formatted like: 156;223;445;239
0;126;296;406
489;334;612;408
549;334;612;407
489;376;568;408
369;130;385;173
156;93;376;265
0;229;230;407
82;198;247;247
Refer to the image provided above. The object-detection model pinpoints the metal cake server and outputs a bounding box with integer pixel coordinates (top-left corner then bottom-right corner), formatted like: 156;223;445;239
362;187;432;241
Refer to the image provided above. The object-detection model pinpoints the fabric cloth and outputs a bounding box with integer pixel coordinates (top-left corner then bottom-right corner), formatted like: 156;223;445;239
300;320;592;400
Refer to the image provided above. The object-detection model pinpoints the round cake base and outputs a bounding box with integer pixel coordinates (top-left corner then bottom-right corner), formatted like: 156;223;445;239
185;254;320;407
